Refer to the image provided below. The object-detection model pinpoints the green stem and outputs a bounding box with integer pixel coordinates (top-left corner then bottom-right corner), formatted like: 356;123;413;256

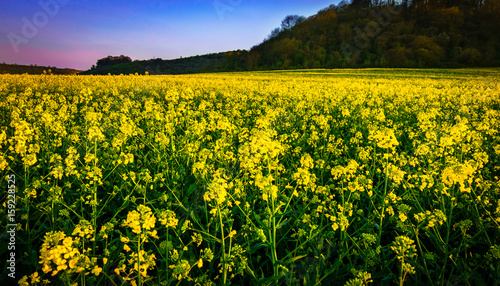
24;164;33;263
218;203;227;284
376;150;390;247
92;139;97;256
64;270;70;286
412;228;435;286
439;198;454;286
271;196;278;279
276;185;298;227
399;259;404;286
138;233;142;286
165;228;170;282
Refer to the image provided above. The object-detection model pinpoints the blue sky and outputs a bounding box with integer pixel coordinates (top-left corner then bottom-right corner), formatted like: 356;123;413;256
0;0;338;70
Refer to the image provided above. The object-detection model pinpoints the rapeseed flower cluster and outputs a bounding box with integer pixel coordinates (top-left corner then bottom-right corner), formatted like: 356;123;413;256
123;204;156;235
37;231;100;277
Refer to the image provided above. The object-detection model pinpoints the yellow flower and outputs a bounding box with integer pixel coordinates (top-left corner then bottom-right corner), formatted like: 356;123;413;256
87;126;105;141
203;169;229;205
391;235;417;261
23;153;37;166
148;230;159;239
332;223;339;231
18;275;29;286
68;258;78;269
228;230;237;238
369;128;399;149
158;210;178;228
399;212;408;223
91;265;102;276
123;205;156;234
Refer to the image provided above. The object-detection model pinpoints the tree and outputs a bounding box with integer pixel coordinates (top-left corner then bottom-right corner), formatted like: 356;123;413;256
96;55;132;68
281;15;306;30
351;0;372;9
274;38;301;63
247;51;261;70
383;47;413;66
459;48;482;65
266;27;282;41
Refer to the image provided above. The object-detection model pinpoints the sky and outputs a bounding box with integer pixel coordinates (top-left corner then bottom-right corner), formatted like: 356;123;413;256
0;0;338;70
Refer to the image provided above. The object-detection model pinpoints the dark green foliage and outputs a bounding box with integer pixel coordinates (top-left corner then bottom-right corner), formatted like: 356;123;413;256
96;55;132;68
80;51;248;75
247;0;500;70
0;63;81;75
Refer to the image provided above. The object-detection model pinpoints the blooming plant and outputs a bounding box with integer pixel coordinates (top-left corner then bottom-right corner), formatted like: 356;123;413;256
1;68;499;285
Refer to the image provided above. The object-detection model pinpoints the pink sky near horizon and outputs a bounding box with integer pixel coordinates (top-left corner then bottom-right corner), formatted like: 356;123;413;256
0;42;104;70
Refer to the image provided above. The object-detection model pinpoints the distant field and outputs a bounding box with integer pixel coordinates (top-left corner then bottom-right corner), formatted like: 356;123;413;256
1;69;499;285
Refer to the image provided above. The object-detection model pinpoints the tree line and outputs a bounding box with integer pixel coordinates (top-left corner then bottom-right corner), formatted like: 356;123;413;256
86;0;499;74
246;0;500;69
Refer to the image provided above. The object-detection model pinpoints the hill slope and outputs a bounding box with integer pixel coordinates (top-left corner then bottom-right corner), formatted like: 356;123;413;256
0;63;81;75
79;51;247;75
248;0;500;69
80;0;500;74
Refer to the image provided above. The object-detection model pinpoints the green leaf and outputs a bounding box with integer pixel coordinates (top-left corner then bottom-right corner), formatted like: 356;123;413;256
277;218;289;229
283;254;307;265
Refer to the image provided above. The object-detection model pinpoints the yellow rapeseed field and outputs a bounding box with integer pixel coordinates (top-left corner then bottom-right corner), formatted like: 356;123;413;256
1;69;499;285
